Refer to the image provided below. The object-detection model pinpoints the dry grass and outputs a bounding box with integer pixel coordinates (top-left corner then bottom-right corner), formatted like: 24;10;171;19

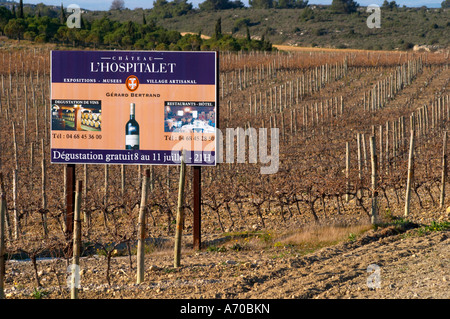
278;223;372;253
217;223;373;256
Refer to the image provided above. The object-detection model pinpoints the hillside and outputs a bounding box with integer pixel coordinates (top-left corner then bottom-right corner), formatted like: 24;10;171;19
0;3;272;51
84;6;450;51
1;1;448;51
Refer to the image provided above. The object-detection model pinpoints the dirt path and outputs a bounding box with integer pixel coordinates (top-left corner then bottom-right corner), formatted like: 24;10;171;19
273;45;403;54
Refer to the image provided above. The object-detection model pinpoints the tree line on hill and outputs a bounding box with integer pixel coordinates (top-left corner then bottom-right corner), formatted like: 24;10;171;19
0;0;273;51
133;0;353;15
109;0;309;12
139;0;449;14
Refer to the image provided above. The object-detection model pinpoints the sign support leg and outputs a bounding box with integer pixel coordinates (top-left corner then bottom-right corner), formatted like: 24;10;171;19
65;164;76;256
193;166;201;250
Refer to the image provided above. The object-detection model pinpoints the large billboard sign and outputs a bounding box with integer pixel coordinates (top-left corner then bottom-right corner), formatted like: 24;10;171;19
50;50;218;165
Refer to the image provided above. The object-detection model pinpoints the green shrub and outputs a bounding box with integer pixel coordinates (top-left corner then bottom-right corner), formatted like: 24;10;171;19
401;42;414;50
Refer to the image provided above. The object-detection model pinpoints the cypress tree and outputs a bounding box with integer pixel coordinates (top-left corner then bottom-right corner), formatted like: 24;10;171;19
18;0;24;19
60;3;66;24
214;17;222;39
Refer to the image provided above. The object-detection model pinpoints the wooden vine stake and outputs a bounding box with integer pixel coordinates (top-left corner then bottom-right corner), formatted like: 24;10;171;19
136;169;150;284
41;139;48;237
12;122;19;240
440;131;448;209
0;174;6;299
12;169;18;240
345;142;350;203
369;136;378;225
83;164;90;233
71;180;82;299
404;130;415;217
356;133;362;202
174;151;186;268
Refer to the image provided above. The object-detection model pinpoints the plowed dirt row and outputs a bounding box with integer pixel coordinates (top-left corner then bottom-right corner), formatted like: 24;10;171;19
3;222;448;299
236;227;449;299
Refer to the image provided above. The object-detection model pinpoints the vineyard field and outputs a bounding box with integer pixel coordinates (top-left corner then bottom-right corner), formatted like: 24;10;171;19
0;43;449;300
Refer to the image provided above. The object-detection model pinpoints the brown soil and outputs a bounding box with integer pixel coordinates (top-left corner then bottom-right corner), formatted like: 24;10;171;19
3;209;449;300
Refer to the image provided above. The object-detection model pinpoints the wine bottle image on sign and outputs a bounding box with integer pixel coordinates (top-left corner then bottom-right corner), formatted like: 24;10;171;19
125;103;140;150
